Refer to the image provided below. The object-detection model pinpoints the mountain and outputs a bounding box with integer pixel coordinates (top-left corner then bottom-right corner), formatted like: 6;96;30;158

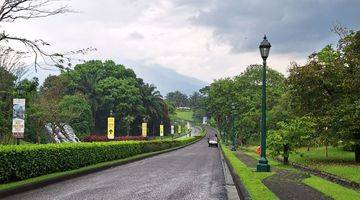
130;64;208;96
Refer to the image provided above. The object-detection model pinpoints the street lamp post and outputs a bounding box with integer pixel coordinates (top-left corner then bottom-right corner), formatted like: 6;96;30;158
224;115;229;145
231;103;237;151
257;35;271;172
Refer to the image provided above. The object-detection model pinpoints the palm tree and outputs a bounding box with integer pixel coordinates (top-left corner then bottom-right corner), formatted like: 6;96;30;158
140;83;165;136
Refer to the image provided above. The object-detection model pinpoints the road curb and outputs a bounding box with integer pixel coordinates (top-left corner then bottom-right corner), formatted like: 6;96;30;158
219;146;241;200
0;135;205;199
220;144;251;200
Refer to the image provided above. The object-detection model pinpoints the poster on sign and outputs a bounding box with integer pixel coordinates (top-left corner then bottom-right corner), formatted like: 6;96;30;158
171;125;174;134
12;99;25;139
107;117;115;139
160;125;164;137
142;123;147;137
202;116;207;125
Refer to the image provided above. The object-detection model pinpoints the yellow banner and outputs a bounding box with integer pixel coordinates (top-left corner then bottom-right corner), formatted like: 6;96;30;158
107;117;115;139
178;125;181;134
142;123;147;137
160;125;164;136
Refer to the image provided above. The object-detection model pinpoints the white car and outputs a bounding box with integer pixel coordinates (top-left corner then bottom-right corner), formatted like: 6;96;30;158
208;137;218;147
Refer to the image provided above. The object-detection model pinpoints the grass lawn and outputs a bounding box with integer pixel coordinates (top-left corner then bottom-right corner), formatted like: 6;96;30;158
239;145;360;199
303;175;360;200
221;145;278;200
174;109;194;121
290;147;360;183
240;145;360;184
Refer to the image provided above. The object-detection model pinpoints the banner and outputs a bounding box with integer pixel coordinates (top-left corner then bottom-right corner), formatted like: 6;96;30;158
202;116;207;125
187;122;190;130
12;99;25;139
107;117;115;139
160;125;164;137
178;125;181;134
171;125;174;134
142;123;147;137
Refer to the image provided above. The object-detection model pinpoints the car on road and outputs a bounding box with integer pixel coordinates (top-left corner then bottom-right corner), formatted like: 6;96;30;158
208;137;218;147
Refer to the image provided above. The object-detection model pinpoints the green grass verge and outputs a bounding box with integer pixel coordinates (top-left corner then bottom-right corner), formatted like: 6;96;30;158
303;175;360;200
174;110;194;121
290;147;360;183
241;145;360;198
0;135;204;194
240;146;297;171
221;145;278;200
240;145;360;183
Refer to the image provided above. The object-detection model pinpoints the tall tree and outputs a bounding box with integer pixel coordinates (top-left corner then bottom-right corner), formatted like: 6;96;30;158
165;91;188;107
288;29;360;162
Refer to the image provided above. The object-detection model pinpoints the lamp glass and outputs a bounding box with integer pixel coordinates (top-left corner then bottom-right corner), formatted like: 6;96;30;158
259;35;271;59
260;47;270;59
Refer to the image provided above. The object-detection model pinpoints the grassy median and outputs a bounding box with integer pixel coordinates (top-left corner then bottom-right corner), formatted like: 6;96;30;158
221;145;278;200
239;145;360;199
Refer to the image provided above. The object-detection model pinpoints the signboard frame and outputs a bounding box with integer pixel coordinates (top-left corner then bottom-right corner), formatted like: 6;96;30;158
107;117;115;139
160;124;164;137
142;123;147;137
12;98;26;139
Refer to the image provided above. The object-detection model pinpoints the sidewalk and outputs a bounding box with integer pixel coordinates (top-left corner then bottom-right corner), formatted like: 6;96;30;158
235;150;330;200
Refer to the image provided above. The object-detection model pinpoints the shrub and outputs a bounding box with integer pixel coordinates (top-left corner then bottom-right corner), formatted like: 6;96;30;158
0;137;198;184
82;135;148;142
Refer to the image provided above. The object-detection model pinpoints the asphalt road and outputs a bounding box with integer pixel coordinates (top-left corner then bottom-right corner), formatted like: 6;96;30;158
4;127;227;200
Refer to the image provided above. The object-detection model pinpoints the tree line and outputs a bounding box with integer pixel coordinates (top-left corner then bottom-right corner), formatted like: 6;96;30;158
165;90;207;122
0;60;170;144
203;28;360;163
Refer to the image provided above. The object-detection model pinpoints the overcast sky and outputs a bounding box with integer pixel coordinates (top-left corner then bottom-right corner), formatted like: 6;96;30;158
3;0;360;94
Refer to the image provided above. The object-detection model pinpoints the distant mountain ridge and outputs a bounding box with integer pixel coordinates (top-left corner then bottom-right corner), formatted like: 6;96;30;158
130;64;208;96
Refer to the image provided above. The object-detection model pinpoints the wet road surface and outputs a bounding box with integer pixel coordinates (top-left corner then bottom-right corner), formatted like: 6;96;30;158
3;127;227;200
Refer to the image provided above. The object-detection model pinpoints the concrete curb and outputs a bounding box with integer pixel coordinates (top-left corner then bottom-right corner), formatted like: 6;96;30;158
0;135;205;198
220;144;252;200
219;146;241;200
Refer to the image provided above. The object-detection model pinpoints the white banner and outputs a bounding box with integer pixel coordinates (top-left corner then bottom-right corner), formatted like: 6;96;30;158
171;125;174;134
12;98;26;139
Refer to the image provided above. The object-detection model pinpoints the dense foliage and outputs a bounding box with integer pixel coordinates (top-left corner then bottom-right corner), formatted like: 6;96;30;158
204;64;285;145
0;137;200;183
165;91;189;107
203;29;360;163
0;60;171;144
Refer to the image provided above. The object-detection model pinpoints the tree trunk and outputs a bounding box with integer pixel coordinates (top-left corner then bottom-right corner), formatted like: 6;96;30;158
355;144;360;163
36;129;41;144
283;144;289;165
307;146;310;151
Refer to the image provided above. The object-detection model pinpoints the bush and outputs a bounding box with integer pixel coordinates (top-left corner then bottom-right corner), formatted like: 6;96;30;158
82;135;148;142
0;137;198;184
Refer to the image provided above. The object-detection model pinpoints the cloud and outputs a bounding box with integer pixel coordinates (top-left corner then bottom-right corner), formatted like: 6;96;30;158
1;0;359;88
128;32;144;40
190;0;360;54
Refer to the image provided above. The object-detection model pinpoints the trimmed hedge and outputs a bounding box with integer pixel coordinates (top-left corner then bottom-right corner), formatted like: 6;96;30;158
83;135;147;142
0;137;199;184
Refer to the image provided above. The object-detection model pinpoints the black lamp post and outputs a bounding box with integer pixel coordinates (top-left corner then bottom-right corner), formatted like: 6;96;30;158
231;103;237;151
224;115;229;145
256;35;271;172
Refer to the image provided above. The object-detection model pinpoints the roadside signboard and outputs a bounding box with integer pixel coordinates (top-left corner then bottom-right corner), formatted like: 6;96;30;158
178;125;181;134
202;116;207;125
160;124;164;136
107;117;115;139
171;125;174;134
12;99;25;139
142;123;147;137
187;122;190;130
